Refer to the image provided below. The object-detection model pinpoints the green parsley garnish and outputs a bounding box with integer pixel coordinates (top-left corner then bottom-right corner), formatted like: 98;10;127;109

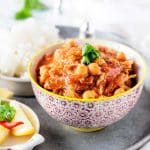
0;100;16;122
81;43;100;65
15;8;32;20
15;0;48;20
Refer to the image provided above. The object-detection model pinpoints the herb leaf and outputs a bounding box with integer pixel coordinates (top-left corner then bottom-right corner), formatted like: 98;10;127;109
15;8;32;20
26;0;48;10
15;0;48;20
81;43;100;65
81;55;90;64
0;101;16;122
31;1;48;10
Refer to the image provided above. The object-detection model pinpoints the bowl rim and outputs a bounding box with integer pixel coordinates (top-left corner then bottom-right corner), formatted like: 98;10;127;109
0;98;40;149
0;73;30;83
28;39;148;102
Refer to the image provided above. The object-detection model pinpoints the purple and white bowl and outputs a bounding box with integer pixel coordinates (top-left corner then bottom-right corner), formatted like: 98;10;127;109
28;39;147;132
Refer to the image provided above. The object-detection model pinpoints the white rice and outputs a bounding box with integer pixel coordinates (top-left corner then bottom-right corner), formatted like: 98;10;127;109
0;19;59;79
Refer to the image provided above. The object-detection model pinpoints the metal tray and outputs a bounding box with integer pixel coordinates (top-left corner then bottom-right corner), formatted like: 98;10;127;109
15;26;150;150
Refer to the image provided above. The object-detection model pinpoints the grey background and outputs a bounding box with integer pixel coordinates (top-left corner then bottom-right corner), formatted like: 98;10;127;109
15;27;150;150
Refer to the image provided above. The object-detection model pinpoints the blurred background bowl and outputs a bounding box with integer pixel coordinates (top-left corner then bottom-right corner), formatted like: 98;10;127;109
0;74;33;96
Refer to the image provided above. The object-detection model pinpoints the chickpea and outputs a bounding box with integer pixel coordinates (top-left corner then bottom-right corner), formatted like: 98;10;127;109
99;95;107;98
43;79;51;90
39;65;49;84
63;39;77;48
96;73;105;86
39;73;49;84
122;60;133;69
114;88;125;95
95;58;106;66
75;64;88;77
88;63;101;75
39;65;49;75
64;89;77;98
98;84;105;95
117;52;126;61
54;48;65;60
83;90;98;99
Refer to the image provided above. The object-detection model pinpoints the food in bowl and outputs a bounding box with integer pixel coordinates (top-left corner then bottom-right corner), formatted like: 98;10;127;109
0;19;58;79
0;100;35;144
28;39;146;132
37;39;137;99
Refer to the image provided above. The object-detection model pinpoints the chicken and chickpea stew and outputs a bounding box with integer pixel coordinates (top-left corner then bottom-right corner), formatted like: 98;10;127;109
37;39;137;99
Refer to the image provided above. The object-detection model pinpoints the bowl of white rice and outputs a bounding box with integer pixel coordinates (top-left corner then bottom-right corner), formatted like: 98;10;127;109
0;19;59;96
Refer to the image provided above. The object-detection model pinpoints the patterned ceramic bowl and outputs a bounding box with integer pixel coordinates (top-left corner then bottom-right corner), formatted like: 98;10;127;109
28;39;147;132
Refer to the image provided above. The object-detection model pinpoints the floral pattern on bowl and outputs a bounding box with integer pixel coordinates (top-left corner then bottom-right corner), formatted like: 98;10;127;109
33;84;143;129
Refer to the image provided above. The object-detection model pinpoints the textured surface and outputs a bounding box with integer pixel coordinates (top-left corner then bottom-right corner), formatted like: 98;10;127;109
15;88;150;150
